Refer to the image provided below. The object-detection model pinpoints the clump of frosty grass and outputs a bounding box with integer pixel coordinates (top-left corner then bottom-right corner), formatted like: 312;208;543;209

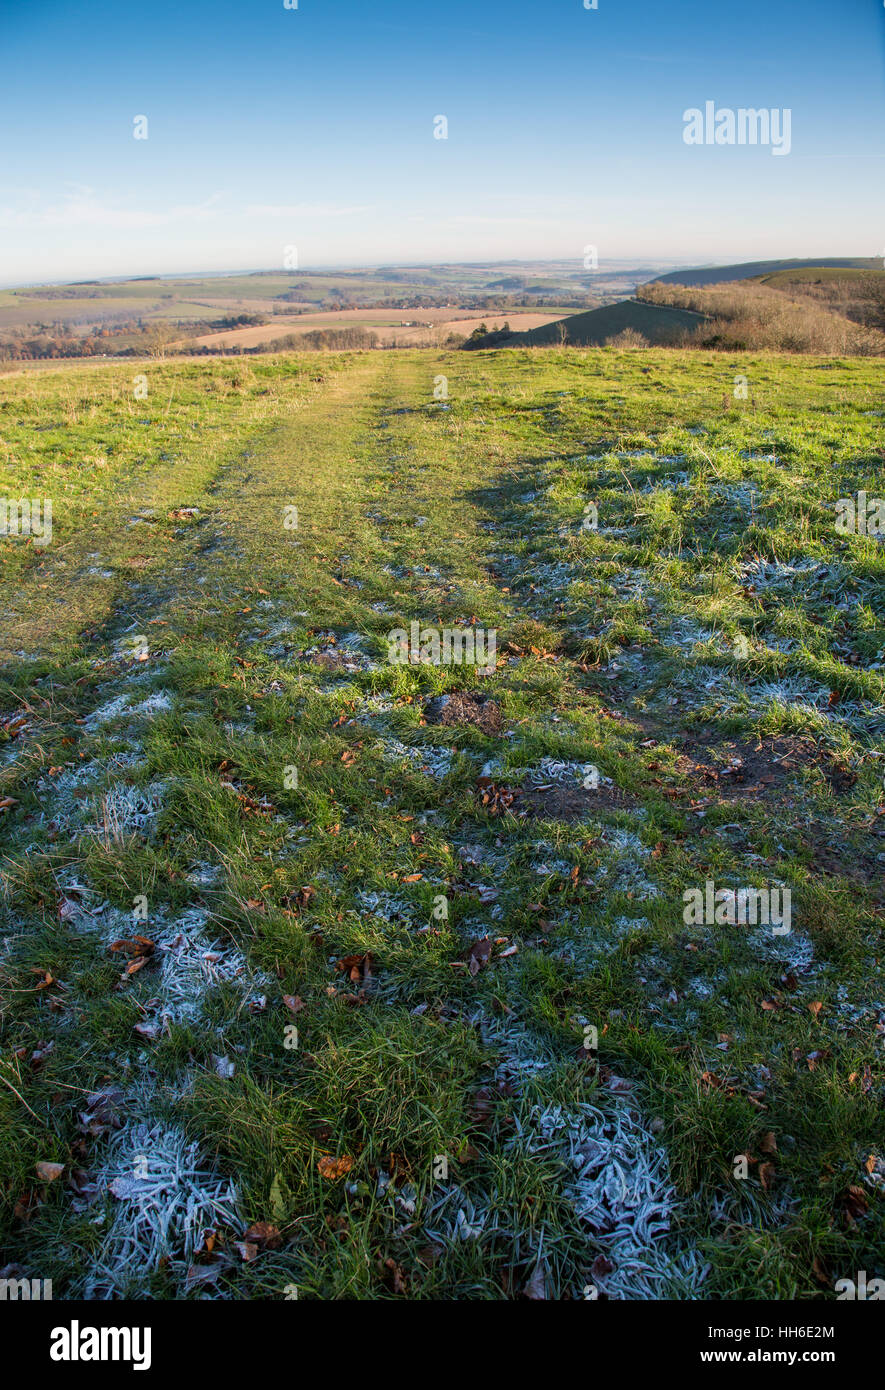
423;1013;707;1298
88;690;172;727
375;736;455;779
517;1101;707;1299
82;1112;241;1299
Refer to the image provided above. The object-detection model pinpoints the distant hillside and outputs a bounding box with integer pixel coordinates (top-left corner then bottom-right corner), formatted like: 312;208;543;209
638;271;885;353
757;266;885;288
651;258;880;287
463;261;885;355
463;298;708;349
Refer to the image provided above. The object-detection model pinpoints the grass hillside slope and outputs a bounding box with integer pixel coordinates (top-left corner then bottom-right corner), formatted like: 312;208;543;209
651;259;881;288
466;299;708;349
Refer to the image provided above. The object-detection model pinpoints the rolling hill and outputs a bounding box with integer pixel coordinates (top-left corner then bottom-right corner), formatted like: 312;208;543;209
464;298;709;349
650;257;881;287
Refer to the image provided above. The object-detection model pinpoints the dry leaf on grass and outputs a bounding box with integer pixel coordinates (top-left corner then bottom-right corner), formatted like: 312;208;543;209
317;1154;354;1180
35;1161;64;1182
523;1261;548;1300
382;1257;407;1295
244;1221;282;1251
841;1186;869;1223
466;937;494;976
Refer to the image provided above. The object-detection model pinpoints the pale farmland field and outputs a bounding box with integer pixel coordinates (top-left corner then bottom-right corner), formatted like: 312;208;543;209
182;308;571;350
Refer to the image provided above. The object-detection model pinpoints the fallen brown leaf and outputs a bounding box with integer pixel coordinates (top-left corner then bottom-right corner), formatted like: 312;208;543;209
466;937;494;976
317;1154;354;1181
244;1221;282;1251
35;1161;64;1182
523;1260;547;1300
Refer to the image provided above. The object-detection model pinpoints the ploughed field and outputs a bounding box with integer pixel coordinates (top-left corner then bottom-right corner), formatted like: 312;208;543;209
0;348;883;1299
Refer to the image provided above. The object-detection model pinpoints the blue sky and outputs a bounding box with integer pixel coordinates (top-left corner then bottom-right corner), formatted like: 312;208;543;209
1;0;883;283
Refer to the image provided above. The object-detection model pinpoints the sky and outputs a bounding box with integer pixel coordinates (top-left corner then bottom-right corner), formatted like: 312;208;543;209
1;0;883;284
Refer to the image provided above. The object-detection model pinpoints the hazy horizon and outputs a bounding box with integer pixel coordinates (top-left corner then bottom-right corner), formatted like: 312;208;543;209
0;254;742;294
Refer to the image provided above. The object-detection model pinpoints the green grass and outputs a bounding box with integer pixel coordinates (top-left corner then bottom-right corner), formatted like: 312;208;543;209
0;346;883;1300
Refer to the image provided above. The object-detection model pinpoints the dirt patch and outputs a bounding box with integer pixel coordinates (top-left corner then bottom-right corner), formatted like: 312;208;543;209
519;781;638;821
307;651;351;672
627;719;858;803
666;733;857;800
801;834;885;896
425;692;503;734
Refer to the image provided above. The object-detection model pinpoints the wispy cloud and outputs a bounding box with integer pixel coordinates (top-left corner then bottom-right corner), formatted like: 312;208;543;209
0;189;373;231
451;215;561;227
0;188;225;230
244;203;373;218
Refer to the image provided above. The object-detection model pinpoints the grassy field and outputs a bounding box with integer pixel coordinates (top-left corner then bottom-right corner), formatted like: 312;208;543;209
0;347;883;1300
